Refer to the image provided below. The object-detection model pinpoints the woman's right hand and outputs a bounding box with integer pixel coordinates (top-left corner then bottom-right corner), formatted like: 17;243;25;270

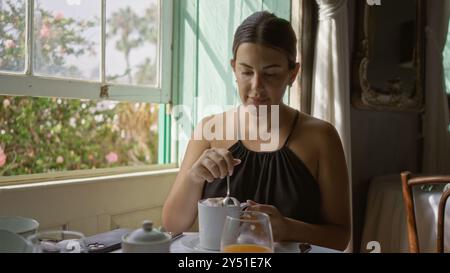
188;148;241;184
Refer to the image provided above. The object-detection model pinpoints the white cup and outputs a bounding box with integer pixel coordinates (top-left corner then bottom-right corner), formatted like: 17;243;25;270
0;216;39;238
197;198;246;251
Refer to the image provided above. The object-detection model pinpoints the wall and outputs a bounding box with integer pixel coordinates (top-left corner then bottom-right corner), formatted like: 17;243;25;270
348;0;420;252
0;171;177;236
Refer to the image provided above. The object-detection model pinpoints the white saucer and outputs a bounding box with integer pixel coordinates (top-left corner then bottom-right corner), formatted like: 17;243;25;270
178;233;302;253
179;234;219;253
274;242;300;253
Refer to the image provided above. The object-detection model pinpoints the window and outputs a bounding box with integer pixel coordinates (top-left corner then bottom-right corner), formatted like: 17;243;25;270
0;0;173;178
0;0;172;102
0;96;162;176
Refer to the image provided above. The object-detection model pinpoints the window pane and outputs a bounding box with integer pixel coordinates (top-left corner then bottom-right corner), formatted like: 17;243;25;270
0;0;26;73
0;96;159;176
33;0;100;80
106;0;159;86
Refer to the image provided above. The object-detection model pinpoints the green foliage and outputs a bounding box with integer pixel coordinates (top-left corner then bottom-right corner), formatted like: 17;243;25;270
0;1;160;176
0;97;159;176
107;4;158;84
0;0;26;72
33;3;97;78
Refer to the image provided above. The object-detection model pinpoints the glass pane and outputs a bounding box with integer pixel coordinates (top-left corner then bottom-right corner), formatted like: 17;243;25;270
0;96;160;176
0;0;26;73
106;0;159;86
33;0;100;80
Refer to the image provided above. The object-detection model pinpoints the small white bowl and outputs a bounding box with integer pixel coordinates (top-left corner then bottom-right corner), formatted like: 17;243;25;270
0;216;39;238
0;229;33;253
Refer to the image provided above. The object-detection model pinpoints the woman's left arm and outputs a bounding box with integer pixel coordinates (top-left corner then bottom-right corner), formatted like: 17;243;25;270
248;122;351;251
308;122;351;250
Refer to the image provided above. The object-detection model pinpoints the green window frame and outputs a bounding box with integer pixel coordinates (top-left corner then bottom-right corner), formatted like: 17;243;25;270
0;0;173;103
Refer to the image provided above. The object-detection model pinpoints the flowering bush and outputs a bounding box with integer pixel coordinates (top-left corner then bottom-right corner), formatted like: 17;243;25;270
0;1;160;176
0;96;159;176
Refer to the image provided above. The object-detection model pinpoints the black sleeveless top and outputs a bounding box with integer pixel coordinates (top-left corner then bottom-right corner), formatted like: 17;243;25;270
202;111;322;224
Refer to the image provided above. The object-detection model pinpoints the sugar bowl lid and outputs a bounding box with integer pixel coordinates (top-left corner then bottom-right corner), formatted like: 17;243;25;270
125;220;170;244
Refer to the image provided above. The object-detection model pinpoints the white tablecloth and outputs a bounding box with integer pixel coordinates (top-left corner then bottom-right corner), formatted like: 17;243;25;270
360;175;450;253
170;232;340;253
113;232;341;253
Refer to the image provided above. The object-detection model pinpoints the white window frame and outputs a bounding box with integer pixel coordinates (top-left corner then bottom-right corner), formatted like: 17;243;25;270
0;0;173;103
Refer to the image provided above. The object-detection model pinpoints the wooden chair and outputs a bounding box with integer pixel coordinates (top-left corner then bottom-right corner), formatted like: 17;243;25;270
401;171;450;253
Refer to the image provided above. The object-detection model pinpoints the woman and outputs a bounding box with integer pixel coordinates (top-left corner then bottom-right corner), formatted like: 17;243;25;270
162;11;350;251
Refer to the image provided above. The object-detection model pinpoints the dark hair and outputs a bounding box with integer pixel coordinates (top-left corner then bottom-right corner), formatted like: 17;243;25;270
232;11;297;69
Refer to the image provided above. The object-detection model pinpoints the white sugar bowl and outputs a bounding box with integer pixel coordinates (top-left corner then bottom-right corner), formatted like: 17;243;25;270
0;216;39;238
121;220;171;253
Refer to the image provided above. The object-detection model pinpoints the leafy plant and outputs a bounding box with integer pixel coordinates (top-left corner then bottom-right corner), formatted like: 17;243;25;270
0;1;160;176
107;4;158;85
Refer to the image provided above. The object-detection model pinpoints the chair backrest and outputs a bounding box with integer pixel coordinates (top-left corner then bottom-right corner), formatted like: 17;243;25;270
401;171;450;253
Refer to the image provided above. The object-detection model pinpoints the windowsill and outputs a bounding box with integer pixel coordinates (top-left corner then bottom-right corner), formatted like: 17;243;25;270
0;164;179;192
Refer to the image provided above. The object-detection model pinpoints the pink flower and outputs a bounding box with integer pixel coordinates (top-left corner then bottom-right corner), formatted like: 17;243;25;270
56;156;64;164
0;147;7;168
54;11;64;21
105;152;118;163
3;99;11;108
4;39;16;49
150;124;157;132
40;24;51;38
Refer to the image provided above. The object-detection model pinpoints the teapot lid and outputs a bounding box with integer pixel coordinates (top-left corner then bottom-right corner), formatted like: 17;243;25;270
126;220;169;244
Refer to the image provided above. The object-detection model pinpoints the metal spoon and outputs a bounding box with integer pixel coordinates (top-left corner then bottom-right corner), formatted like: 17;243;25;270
222;175;240;207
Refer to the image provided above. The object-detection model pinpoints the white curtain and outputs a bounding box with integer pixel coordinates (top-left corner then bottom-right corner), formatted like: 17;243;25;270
312;0;352;171
423;1;450;174
312;0;352;251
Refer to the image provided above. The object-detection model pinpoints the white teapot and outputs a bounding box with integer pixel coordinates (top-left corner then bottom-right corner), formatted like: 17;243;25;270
121;220;171;253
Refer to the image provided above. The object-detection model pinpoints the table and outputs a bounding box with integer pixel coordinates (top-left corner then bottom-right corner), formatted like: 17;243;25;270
360;174;450;253
170;232;340;253
113;232;341;253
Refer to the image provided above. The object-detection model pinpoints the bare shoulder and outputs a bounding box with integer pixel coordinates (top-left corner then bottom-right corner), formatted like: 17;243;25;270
295;112;341;148
189;114;218;151
178;114;220;169
194;110;234;131
291;112;347;185
194;109;237;146
192;112;227;137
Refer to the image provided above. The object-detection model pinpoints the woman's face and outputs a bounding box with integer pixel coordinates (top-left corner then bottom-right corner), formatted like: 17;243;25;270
231;43;299;107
